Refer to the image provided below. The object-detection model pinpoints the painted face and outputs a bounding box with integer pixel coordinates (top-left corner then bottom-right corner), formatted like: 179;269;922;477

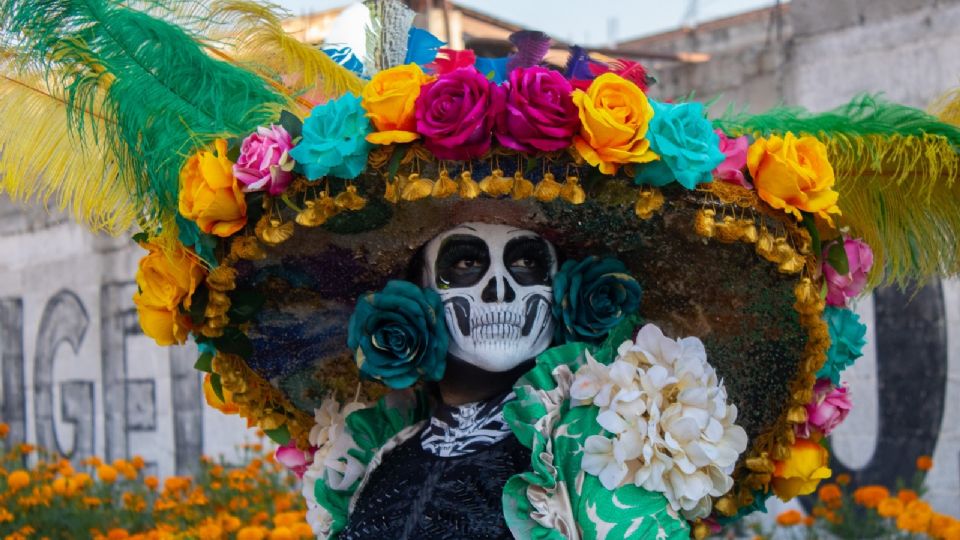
423;223;557;372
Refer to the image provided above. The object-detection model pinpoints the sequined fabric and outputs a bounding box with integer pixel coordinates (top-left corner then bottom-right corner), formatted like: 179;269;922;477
340;431;531;540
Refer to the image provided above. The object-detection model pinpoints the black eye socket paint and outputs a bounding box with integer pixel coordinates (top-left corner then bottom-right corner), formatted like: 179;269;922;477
435;235;491;288
503;236;553;286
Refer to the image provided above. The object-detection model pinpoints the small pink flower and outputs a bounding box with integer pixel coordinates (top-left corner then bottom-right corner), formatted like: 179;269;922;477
274;441;314;478
713;130;750;187
233;125;294;195
797;379;852;438
823;237;874;307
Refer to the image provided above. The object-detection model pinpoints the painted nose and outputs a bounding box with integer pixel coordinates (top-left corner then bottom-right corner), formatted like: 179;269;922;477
481;276;516;303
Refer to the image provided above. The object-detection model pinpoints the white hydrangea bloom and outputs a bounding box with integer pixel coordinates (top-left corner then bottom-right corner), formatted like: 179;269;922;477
573;323;748;520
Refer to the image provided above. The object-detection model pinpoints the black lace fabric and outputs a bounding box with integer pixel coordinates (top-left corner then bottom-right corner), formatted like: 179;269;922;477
339;431;531;540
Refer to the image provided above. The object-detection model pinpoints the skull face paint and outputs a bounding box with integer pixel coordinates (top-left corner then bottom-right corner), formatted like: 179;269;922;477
423;223;557;372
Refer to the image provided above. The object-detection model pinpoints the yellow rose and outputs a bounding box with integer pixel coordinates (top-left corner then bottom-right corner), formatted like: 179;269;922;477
772;439;832;500
362;63;434;145
133;241;206;346
179;139;248;237
571;73;658;174
747;133;841;225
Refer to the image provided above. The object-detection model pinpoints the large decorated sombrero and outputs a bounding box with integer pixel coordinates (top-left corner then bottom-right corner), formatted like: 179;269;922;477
4;0;960;536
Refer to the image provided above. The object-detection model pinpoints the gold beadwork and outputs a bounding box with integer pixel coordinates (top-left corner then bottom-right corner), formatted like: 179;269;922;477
479;168;513;197
510;171;534;200
431;169;458;198
296;191;339;227
401;173;433;201
559;175;585;204
533;172;562;202
255;215;295;246
634;188;665;220
335;185;367;211
694;208;716;238
458;171;480;199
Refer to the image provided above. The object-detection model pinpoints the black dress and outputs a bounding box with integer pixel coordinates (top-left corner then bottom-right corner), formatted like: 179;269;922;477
340;393;531;540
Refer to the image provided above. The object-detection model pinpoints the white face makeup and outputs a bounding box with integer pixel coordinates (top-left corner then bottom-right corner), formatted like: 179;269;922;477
423;223;557;372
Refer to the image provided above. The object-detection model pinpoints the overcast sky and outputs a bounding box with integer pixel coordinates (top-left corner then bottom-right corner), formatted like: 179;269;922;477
275;0;785;45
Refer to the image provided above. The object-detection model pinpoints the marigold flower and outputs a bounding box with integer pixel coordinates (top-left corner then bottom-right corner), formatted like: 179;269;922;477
836;473;851;486
0;508;13;523
803;516;815;527
917;455;934;471
291;523;313;537
853;485;890;509
930;513;959;537
131;455;145;470
97;464;118;484
897;489;919;504
776;509;803;527
268;527;295;540
0;422;9;438
896;500;933;532
107;529;130;540
878;497;903;518
145;475;159;490
236;526;268;540
7;470;30;492
818;483;842;508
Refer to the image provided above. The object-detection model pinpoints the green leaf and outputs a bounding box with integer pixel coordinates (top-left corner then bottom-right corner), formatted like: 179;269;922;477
210;373;225;402
227;289;266;323
386;146;403;181
264;425;291;445
279;110;303;140
212;327;254;359
827;241;850;275
193;352;213;373
189;285;209;326
226;136;242;163
800;212;822;260
131;232;148;244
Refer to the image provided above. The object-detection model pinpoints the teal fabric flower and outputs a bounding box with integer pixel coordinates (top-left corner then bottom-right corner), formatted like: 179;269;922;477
634;101;724;189
818;306;867;384
290;94;372;180
347;280;448;388
552;256;641;344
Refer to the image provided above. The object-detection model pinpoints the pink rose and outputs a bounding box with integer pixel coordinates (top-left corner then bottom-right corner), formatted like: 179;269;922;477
233;125;294;195
823;237;874;307
274;440;314;478
797;379;852;438
494;67;579;153
713;130;750;187
415;67;500;160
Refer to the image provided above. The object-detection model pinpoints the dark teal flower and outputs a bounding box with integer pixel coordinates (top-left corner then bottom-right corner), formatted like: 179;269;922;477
552;256;642;344
347;280;448;389
818;306;867;384
290;94;372;180
634;100;724;190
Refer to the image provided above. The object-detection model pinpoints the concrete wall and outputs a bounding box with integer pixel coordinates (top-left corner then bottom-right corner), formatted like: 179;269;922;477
0;199;250;477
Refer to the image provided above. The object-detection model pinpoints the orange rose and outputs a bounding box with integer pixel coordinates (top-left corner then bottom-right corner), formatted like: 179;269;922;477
133;241;206;346
747;132;841;225
179;139;247;237
572;73;658;174
772;439;832;500
362;64;434;144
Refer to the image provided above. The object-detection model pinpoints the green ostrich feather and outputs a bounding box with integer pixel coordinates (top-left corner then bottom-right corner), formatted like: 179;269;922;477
0;0;286;223
716;95;960;287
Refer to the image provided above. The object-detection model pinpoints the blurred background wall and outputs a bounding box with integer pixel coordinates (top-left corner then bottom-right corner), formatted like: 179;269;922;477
1;0;957;516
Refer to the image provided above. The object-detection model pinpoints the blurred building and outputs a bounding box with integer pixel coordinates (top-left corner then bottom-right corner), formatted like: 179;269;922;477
1;0;958;516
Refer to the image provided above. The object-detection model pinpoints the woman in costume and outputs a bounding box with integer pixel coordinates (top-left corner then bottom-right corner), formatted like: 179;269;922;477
3;0;960;537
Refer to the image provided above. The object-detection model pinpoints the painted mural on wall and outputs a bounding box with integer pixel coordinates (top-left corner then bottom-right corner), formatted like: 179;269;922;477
0;220;957;515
